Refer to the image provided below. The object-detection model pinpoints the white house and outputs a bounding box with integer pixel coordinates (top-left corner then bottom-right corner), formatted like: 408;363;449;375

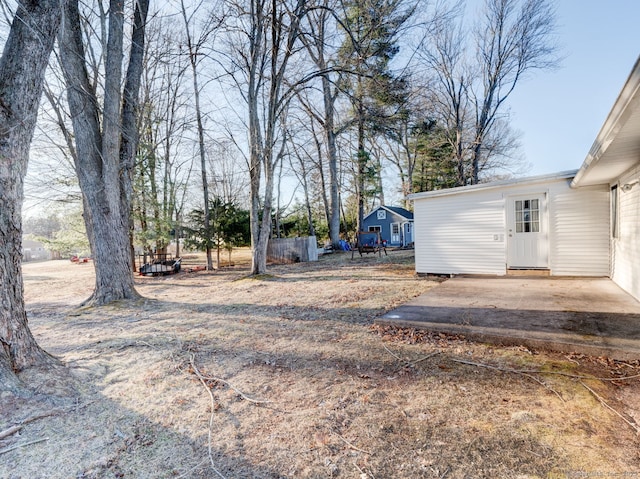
410;56;640;302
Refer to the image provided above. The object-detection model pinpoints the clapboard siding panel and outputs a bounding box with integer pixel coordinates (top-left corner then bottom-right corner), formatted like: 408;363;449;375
414;191;506;275
549;183;610;276
612;164;640;300
413;176;611;277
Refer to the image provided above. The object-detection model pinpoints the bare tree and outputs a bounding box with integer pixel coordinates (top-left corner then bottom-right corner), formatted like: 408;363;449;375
415;0;557;186
415;1;471;185
180;0;219;270
377;108;419;207
58;0;148;305
290;90;331;231
298;0;343;247
223;0;310;274
470;0;558;183
0;0;64;393
207;140;250;207
285;116;319;237
134;16;192;259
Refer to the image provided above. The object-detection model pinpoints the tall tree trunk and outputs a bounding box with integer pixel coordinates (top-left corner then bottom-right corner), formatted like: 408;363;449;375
245;0;305;274
193;62;213;270
356;99;366;234
300;3;340;248
248;61;264;273
0;0;64;392
59;0;139;306
455;125;465;186
295;154;316;237
181;0;214;271
376;156;385;206
120;0;150;270
256;153;276;272
247;0;266;275
322;76;341;248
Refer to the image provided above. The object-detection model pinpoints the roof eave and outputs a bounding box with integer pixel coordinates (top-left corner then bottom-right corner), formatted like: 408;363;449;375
572;55;640;188
363;205;412;221
408;170;578;201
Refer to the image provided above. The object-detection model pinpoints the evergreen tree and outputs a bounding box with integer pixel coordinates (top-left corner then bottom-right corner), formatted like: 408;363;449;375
184;198;250;266
337;0;413;231
411;119;456;192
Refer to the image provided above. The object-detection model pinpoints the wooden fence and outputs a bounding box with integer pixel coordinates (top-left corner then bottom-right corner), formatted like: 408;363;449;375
267;236;318;264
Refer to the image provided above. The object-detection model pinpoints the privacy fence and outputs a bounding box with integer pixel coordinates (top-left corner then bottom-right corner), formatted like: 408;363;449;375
267;236;318;264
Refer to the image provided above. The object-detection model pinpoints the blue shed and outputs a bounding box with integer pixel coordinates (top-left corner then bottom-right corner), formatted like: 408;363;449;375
361;206;414;247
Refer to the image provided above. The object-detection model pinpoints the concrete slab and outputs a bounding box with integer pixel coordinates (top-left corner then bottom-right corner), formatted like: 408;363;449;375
377;276;640;360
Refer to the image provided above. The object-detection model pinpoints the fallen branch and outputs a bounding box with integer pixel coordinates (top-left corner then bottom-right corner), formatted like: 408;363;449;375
354;461;376;478
580;381;640;435
382;343;402;361
410;351;441;367
354;462;367;478
0;410;64;441
175;459;207;479
189;354;227;479
333;431;372;455
197;374;271;405
383;344;440;370
451;358;640;382
0;437;49;455
0;425;22;441
522;373;565;403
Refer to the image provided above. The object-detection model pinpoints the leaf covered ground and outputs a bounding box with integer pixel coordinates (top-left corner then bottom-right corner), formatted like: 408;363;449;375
2;249;640;478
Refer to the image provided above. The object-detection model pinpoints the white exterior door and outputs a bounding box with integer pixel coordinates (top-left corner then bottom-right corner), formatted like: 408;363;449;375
391;223;401;244
506;195;549;268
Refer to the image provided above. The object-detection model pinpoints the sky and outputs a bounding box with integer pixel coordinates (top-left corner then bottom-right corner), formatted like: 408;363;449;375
500;0;640;176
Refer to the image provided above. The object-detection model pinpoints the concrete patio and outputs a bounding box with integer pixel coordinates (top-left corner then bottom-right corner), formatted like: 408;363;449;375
377;276;640;360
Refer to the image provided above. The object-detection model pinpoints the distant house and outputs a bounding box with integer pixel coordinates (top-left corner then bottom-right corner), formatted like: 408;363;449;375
22;238;50;262
361;205;414;247
409;56;640;303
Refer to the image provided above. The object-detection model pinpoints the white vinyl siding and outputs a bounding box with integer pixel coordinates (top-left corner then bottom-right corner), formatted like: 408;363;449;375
612;164;640;300
548;183;610;276
414;191;506;275
413;176;610;277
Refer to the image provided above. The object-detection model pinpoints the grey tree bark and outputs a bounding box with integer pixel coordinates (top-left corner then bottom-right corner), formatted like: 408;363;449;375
58;0;141;305
121;0;150;270
300;1;341;247
242;0;307;274
0;0;64;393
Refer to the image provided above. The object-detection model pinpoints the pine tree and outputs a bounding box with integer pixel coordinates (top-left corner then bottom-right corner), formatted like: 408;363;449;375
337;0;412;231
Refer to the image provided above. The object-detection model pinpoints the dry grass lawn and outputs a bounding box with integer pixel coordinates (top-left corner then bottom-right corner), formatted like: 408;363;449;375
2;249;639;478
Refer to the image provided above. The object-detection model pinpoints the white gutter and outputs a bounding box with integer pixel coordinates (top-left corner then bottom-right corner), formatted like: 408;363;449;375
408;170;578;200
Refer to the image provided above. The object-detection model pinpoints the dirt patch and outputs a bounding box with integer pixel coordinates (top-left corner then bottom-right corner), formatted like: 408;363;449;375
3;249;639;478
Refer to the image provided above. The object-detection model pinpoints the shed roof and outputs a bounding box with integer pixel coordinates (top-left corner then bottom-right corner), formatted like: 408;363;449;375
408;170;577;201
364;205;413;220
572;56;640;187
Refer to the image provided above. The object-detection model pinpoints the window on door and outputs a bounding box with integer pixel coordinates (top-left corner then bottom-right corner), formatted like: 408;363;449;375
515;199;540;233
391;224;400;235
